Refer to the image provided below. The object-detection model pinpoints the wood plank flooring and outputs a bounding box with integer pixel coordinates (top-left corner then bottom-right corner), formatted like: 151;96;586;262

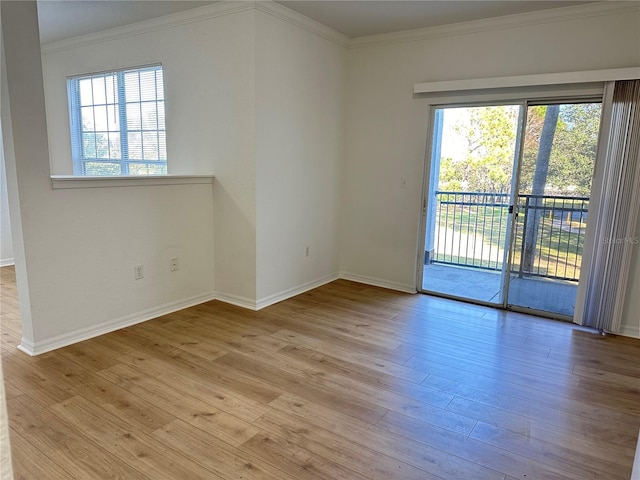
2;265;639;479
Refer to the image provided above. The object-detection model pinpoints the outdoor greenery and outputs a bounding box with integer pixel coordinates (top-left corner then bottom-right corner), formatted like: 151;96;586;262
438;104;601;195
522;103;601;196
435;203;509;270
433;103;599;281
435;201;585;280
438;106;519;193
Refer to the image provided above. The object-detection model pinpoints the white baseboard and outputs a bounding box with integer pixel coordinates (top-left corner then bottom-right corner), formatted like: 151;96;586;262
0;258;14;267
255;273;339;310
213;291;257;310
214;273;340;311
16;271;414;355
339;271;417;294
619;324;640;339
17;291;216;356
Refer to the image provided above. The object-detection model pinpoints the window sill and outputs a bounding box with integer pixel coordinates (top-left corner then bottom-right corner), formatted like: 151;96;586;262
51;174;215;190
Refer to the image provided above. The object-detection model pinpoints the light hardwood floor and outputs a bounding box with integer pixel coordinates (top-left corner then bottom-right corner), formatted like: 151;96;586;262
1;265;639;479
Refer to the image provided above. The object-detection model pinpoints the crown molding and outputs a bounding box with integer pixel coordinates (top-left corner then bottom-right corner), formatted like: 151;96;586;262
349;2;640;49
38;2;637;55
41;1;255;54
255;2;349;47
41;1;349;55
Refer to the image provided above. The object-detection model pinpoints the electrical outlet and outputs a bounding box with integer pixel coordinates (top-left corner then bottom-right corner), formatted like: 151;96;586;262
134;265;144;280
305;246;310;257
170;257;179;271
400;177;408;189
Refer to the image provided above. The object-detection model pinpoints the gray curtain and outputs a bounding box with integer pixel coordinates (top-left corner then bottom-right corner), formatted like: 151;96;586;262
582;79;640;332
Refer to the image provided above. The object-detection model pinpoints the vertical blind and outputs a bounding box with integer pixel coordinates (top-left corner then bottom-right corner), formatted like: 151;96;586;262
581;79;640;332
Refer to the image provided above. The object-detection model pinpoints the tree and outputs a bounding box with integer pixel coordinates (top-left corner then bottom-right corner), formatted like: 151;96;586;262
521;105;559;274
547;103;600;195
439;104;600;196
438;106;519;193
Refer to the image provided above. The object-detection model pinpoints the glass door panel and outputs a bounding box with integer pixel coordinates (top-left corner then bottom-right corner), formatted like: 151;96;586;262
506;102;601;318
422;104;522;304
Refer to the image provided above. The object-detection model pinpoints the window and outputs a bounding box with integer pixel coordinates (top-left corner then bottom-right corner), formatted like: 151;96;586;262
67;64;167;175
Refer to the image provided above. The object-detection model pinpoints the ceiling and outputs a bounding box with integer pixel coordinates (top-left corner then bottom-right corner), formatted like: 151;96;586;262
37;1;216;43
37;0;596;44
278;1;594;38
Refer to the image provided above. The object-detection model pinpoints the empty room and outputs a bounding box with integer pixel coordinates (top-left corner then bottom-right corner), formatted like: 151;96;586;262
1;1;640;479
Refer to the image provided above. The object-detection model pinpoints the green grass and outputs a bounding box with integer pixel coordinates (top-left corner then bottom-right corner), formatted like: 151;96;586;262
434;205;584;280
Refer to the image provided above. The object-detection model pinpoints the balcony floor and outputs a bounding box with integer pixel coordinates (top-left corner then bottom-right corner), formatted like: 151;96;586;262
422;263;577;318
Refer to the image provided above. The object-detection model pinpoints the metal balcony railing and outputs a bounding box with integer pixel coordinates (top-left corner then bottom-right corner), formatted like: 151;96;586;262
431;191;589;282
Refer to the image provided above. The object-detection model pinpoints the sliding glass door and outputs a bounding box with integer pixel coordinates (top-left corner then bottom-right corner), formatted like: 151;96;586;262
506;102;601;317
422;104;522;305
421;100;602;319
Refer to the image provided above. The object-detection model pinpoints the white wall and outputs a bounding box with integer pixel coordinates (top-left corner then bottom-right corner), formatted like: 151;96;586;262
254;9;345;305
0;136;13;266
341;7;640;325
40;4;349;312
2;2;347;352
3;2;251;352
621;218;640;338
42;6;257;306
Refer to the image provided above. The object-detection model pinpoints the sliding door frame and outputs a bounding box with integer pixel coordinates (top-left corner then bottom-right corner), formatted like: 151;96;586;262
417;99;527;309
417;91;605;321
501;103;528;310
